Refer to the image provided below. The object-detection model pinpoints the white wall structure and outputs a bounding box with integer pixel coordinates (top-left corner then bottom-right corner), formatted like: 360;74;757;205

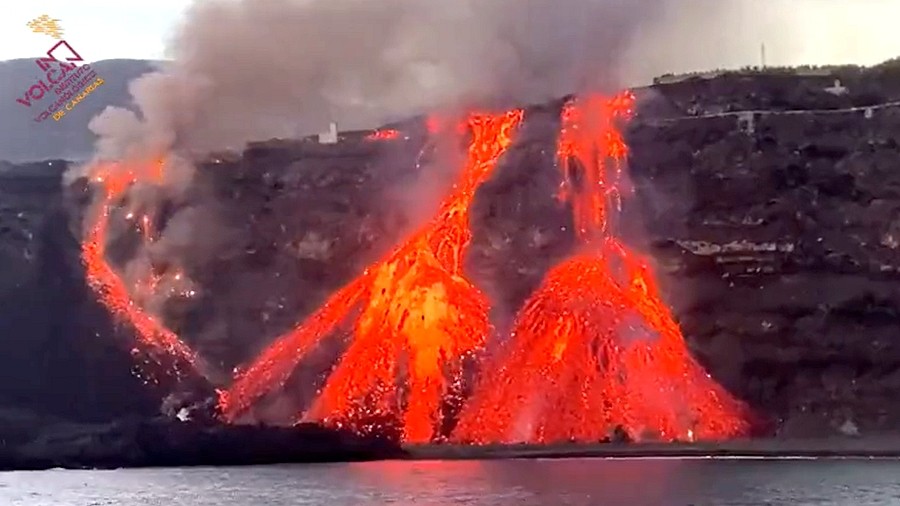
825;79;849;96
318;122;338;144
737;111;755;134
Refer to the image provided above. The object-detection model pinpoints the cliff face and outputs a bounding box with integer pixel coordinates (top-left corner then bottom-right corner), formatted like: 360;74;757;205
2;65;900;438
625;66;900;436
0;162;158;421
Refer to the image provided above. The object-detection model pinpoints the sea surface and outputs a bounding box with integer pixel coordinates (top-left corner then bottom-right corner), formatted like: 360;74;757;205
2;458;900;505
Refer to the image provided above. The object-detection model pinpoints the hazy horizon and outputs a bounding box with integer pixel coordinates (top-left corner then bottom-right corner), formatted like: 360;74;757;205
3;0;900;87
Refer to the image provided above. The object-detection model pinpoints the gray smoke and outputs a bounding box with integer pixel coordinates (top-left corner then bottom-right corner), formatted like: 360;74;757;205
83;0;900;161
85;0;670;158
72;0;674;358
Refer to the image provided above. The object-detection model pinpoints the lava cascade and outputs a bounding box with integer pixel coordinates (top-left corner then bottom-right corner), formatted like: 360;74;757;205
220;111;524;442
81;160;200;384
451;93;752;444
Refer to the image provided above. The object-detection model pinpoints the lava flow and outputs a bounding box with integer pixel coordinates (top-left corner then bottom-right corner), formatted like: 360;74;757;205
220;111;524;442
81;160;200;384
366;129;401;141
451;93;752;444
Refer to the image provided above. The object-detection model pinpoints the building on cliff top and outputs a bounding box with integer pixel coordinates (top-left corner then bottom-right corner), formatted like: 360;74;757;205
318;122;338;144
824;79;849;96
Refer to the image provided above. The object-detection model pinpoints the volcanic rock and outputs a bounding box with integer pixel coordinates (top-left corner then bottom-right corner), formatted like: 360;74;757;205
0;161;160;421
0;408;404;470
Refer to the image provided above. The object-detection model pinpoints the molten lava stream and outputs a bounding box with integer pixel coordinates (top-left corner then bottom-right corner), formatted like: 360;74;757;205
366;129;401;141
217;273;373;418
82;161;199;384
303;238;493;442
452;93;752;444
221;111;524;443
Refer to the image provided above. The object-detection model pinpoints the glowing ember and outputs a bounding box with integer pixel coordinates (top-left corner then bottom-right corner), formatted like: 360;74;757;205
221;111;524;443
366;129;401;141
451;93;752;444
81;160;200;384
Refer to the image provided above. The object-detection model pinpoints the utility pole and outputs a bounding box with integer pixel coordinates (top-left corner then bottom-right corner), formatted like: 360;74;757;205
761;43;767;68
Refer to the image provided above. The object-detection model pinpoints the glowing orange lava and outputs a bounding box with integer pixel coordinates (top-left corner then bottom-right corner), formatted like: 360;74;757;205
82;92;751;445
221;111;524;442
450;93;752;444
81;160;199;384
366;129;401;141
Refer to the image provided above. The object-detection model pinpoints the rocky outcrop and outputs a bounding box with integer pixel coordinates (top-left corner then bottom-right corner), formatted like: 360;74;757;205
0;409;404;470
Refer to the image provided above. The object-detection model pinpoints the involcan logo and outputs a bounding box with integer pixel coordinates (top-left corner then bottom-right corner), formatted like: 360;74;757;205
18;15;106;123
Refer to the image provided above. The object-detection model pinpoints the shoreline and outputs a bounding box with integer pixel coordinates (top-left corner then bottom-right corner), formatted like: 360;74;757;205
402;437;900;461
7;427;900;471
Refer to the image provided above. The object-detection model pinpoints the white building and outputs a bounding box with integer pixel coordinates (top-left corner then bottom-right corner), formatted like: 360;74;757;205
318;122;338;144
824;79;848;96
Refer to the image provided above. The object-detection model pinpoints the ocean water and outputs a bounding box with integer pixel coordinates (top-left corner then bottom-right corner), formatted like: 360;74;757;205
2;458;900;505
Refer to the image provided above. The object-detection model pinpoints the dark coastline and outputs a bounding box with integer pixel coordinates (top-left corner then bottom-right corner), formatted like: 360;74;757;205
8;426;900;471
0;418;406;471
404;437;900;461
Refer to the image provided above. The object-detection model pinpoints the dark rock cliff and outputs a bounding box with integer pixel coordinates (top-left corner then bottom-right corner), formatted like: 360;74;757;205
626;74;900;437
2;63;900;441
0;411;404;470
0;162;159;421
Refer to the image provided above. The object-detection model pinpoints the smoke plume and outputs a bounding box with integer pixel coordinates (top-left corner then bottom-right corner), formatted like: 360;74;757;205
82;0;900;162
85;0;671;158
71;0;673;360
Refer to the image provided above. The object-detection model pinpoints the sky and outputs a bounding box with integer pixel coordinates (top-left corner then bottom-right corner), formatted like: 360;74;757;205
621;0;900;81
4;0;900;75
2;0;190;62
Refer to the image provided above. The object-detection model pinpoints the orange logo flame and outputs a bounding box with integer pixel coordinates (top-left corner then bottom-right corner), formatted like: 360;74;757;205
27;14;64;39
